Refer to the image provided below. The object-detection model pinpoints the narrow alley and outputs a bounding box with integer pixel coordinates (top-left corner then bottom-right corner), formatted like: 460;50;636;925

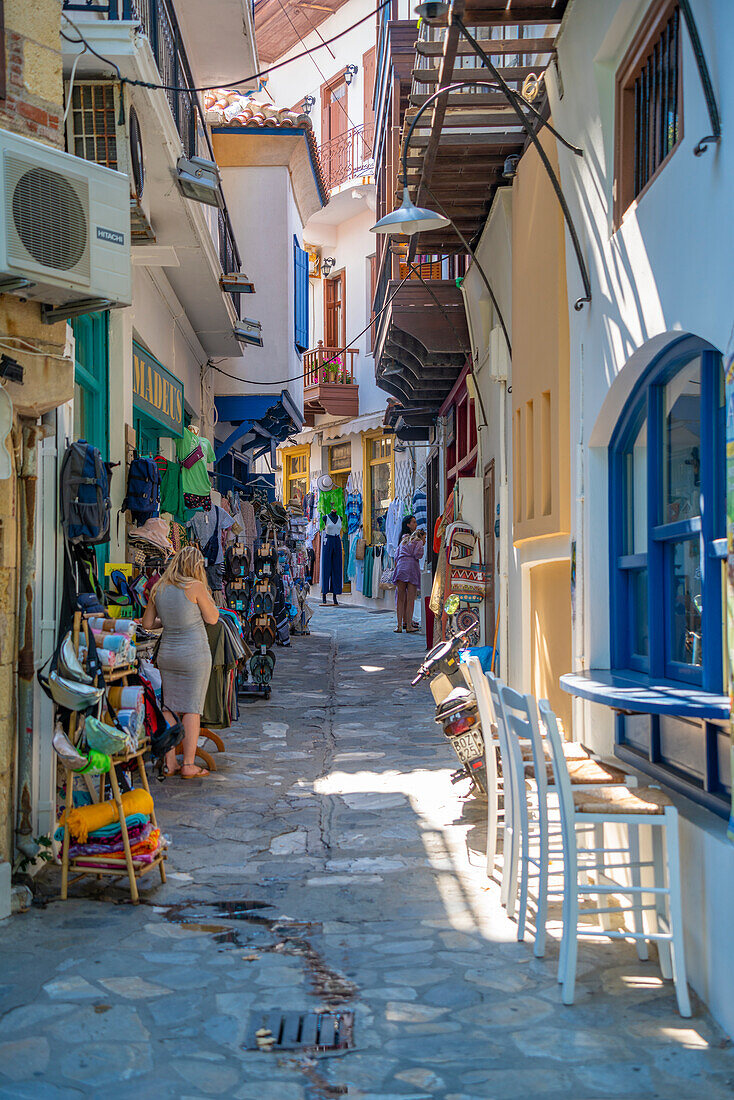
1;607;733;1100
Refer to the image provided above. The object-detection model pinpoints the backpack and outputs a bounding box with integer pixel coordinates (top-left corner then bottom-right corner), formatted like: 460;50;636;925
60;440;111;545
121;456;160;523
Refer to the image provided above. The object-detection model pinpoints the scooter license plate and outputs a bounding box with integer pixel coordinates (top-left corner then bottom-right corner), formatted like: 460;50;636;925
452;730;484;763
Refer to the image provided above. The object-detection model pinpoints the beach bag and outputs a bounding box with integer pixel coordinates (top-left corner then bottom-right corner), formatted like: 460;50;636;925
60;440;111;545
355;537;366;560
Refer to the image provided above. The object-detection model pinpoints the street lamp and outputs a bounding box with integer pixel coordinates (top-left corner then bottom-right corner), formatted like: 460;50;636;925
345;64;358;86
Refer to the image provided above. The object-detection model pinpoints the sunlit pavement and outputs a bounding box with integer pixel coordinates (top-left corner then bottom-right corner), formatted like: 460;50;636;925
1;605;733;1098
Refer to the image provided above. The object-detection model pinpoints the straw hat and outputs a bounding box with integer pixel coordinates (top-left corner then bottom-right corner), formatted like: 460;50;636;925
317;473;334;492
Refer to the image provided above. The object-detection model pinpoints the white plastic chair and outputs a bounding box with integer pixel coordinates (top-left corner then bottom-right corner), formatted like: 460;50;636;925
539;699;691;1016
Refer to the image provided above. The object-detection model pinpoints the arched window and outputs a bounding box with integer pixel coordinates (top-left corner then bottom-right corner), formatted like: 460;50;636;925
610;336;725;692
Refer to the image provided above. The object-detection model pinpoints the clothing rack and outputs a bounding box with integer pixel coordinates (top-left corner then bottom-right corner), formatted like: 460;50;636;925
59;613;166;904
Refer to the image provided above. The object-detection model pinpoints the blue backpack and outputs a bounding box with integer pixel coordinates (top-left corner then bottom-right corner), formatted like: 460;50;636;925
60;440;111;545
121;456;160;524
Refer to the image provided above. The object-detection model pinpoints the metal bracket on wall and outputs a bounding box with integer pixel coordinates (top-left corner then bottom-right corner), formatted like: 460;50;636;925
679;0;721;156
456;17;593;313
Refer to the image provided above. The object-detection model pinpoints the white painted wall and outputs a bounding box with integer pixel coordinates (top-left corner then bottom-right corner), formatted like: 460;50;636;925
264;0;376;140
545;0;734;1036
216;165;306;414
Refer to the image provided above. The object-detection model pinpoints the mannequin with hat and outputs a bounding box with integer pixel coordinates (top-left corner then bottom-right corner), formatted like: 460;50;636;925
317;473;344;605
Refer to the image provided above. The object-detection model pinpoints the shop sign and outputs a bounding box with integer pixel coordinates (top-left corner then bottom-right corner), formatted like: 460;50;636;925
132;340;183;436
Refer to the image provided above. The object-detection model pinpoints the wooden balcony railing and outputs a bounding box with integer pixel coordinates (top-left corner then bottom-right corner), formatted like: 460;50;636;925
304;343;358;387
319;124;374;192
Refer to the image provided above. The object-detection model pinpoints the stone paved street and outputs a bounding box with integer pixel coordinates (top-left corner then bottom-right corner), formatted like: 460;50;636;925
1;605;733;1098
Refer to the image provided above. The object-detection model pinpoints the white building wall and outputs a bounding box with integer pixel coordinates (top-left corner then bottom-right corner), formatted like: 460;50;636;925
548;0;734;1036
264;0;376;141
217;165;305;413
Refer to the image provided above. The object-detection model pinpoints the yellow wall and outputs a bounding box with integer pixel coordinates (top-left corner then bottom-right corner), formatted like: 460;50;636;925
530;559;573;734
511;126;570;543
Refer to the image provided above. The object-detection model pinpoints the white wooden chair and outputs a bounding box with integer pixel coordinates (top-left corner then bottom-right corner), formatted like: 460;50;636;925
539;699;691;1016
498;683;640;955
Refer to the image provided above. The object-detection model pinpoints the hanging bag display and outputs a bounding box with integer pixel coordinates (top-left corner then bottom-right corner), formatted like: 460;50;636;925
448;528;492;604
121;456;161;524
60;439;111;545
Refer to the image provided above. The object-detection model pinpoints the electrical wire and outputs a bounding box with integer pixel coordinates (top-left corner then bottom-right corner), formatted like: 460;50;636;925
206;246;462;386
62;1;389;95
274;0;360;134
62;42;87;125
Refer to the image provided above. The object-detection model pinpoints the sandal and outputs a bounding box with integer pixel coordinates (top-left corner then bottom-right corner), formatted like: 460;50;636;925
394;626;403;633
180;765;210;779
405;626;420;634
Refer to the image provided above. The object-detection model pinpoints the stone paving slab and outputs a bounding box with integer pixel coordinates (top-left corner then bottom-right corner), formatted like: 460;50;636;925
0;605;733;1097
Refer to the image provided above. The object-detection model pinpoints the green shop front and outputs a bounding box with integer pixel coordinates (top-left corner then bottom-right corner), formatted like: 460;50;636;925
132;339;184;454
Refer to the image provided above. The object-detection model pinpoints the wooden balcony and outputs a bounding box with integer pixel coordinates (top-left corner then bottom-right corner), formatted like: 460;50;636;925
303;343;359;426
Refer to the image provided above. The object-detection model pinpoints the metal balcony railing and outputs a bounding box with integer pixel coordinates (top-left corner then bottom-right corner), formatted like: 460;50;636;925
319;123;374;193
62;0;243;316
304;343;358;388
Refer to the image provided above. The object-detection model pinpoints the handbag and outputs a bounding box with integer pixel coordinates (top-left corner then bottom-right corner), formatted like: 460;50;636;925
84;715;129;756
379;566;396;591
355;537;366;561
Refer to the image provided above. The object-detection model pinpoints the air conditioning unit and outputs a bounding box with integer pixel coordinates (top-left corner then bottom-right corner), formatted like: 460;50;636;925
0;128;131;308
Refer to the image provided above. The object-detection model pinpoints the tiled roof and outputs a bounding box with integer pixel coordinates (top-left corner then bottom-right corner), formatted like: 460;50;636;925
205;89;327;202
204;89;311;129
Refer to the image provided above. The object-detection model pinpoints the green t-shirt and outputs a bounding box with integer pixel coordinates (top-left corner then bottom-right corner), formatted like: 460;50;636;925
317;486;346;527
176;429;215;498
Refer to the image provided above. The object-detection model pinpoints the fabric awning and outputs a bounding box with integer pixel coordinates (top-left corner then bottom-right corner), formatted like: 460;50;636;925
214;389;304;463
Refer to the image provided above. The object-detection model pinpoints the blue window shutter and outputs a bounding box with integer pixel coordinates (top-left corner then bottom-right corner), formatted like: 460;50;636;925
294;237;309;353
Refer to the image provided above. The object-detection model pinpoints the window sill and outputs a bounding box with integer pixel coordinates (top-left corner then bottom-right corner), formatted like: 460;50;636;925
560;668;728;720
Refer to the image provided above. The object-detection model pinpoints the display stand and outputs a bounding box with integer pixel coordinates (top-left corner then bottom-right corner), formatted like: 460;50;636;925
58;613;166;904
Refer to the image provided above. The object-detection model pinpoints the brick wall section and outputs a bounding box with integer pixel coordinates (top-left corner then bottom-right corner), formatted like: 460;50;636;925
0;0;64;149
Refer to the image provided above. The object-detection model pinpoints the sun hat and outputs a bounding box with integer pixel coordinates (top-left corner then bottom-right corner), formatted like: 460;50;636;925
128;517;174;553
317;473;334;492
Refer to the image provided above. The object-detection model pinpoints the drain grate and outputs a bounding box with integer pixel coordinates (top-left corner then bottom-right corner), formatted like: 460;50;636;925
245;1010;354;1052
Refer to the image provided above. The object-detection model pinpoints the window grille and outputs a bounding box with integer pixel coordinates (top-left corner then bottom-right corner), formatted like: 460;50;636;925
632;6;680;198
70;83;118;170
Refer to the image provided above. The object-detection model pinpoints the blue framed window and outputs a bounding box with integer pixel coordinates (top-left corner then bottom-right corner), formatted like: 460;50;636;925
610;336;725;692
609;336;729;815
293;236;309;353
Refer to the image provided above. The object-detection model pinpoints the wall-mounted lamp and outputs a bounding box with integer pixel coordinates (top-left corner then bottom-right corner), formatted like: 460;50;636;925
303;94;316;116
322;257;336;277
502;154;520;180
345;64;358;86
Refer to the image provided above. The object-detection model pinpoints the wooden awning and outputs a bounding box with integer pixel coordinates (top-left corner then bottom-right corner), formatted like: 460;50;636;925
402;0;568;253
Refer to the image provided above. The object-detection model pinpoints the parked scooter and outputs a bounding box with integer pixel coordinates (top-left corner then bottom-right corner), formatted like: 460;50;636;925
411;626;487;795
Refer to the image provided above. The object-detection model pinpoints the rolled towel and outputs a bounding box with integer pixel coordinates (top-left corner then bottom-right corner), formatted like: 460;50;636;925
88;617;136;637
59;788;154;843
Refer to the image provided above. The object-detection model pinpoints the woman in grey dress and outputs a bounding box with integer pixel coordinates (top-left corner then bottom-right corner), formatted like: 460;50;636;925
142;546;219;778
